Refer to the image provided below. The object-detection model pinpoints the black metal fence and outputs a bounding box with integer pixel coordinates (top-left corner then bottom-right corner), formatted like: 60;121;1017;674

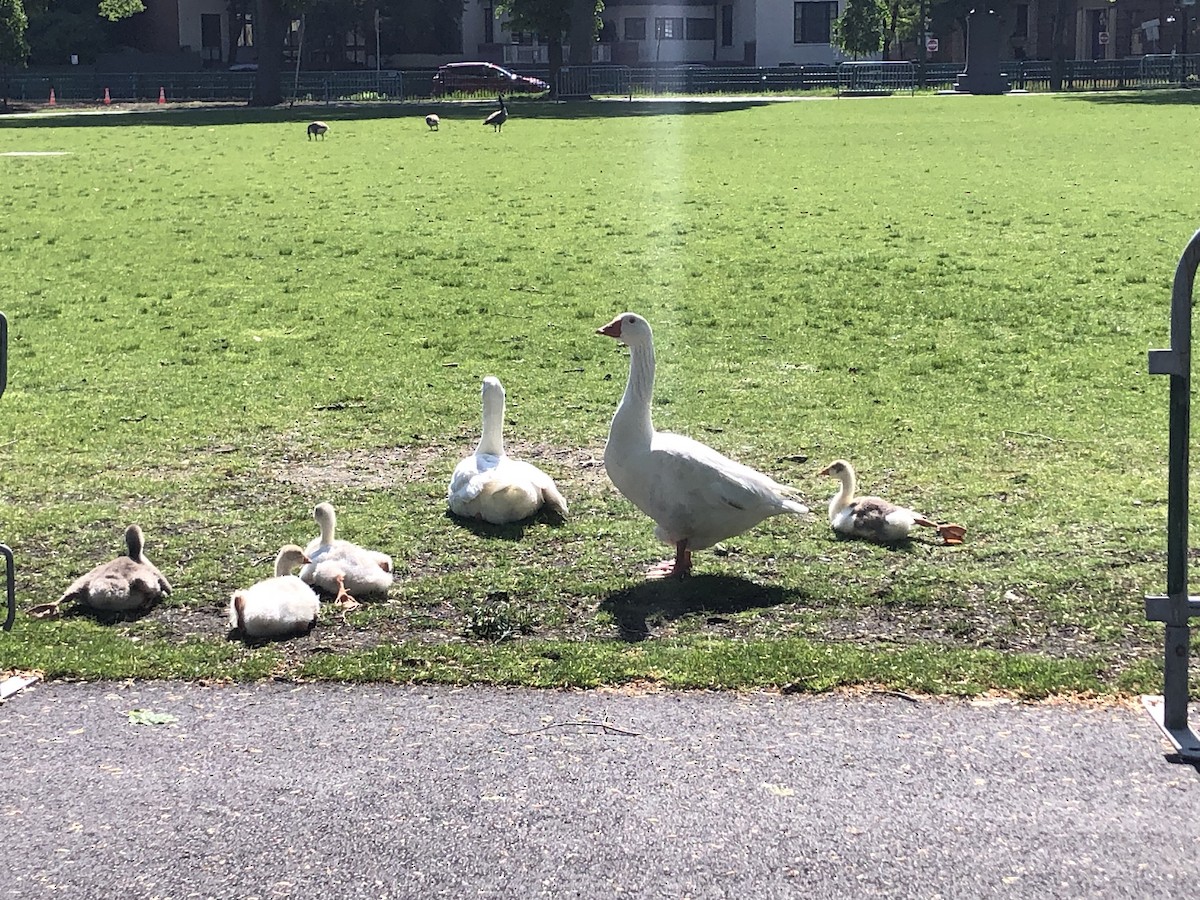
6;56;1200;106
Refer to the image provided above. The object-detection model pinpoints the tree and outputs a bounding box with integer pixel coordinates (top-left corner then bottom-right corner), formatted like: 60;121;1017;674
881;0;921;60
250;0;294;106
496;0;602;95
833;0;887;59
0;0;28;111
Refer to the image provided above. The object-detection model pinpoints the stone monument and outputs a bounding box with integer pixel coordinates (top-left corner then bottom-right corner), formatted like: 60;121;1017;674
954;8;1012;95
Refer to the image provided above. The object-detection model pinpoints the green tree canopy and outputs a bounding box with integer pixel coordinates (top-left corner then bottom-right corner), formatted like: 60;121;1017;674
833;0;887;59
0;0;29;67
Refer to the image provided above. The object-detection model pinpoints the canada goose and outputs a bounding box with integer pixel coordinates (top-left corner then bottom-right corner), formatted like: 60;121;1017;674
483;95;508;132
426;114;440;131
307;121;328;140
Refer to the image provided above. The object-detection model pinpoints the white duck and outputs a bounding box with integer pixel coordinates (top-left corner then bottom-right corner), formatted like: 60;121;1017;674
448;375;569;525
229;545;320;640
299;502;393;605
819;459;966;545
598;312;810;579
55;524;172;613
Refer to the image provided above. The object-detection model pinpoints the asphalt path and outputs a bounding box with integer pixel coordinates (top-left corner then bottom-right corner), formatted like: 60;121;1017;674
1;680;1197;899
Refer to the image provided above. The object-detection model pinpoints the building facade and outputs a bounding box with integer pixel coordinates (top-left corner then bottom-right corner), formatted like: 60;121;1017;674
118;0;1200;70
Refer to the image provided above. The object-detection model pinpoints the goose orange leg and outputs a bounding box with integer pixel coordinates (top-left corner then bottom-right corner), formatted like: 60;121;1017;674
647;541;692;580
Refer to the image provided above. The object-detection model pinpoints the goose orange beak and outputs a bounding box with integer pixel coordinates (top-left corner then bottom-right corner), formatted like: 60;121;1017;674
597;317;623;338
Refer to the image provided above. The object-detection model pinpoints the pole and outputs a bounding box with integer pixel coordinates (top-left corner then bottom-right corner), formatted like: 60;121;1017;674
917;0;928;88
375;8;382;74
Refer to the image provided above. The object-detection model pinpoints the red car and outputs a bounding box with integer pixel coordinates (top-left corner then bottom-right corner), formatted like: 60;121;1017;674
431;62;550;97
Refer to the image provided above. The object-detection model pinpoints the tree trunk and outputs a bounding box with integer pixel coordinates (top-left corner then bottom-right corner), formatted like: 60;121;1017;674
548;38;563;97
251;0;288;107
1049;0;1073;91
568;0;593;65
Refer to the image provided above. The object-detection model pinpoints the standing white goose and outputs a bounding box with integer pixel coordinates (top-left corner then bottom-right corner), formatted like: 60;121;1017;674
229;545;320;640
299;502;393;605
598;312;810;579
819;459;966;545
448;376;568;524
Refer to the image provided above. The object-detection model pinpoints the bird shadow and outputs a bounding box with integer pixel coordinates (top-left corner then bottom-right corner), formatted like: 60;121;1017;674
26;600;159;625
598;574;798;642
445;508;567;541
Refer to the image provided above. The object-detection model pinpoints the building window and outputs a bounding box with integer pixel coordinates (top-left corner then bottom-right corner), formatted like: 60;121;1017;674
655;17;684;40
625;17;646;40
687;17;715;41
1014;3;1029;38
794;2;837;44
484;5;494;44
721;5;733;47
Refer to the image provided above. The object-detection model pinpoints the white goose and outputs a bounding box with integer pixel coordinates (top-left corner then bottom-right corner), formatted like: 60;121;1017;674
819;459;966;545
299;502;393;605
229;545;320;640
448;376;568;524
57;524;172;612
598;312;810;579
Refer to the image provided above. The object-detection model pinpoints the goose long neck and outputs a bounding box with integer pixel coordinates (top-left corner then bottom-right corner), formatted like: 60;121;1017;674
124;526;145;561
829;470;857;518
317;507;337;544
613;339;656;443
477;392;505;456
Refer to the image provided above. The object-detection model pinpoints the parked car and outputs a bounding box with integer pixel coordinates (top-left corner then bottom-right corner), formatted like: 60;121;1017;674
431;62;550;97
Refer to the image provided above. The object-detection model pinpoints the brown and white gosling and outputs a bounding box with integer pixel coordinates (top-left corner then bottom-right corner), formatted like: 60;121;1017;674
819;459;966;545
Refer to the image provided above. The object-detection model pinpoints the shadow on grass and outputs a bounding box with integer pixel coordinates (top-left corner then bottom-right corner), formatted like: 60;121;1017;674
598;574;801;642
0;97;779;129
1060;89;1200;106
445;507;566;542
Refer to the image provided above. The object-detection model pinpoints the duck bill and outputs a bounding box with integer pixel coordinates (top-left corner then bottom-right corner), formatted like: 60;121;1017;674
597;317;623;338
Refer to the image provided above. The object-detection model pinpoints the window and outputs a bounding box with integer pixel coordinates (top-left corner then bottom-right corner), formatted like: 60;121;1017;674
625;17;646;40
721;5;734;47
1014;3;1029;38
655;17;684;40
484;5;494;44
794;2;836;44
687;18;716;41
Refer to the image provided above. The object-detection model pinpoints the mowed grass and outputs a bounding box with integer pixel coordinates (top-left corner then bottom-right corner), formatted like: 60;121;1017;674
0;94;1196;696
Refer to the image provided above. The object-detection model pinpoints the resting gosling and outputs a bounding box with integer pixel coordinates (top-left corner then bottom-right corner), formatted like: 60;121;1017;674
229;545;319;640
58;524;173;613
300;502;393;606
820;459;966;545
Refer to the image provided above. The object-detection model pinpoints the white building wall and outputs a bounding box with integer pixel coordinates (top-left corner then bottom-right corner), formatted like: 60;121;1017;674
177;0;228;59
755;1;848;66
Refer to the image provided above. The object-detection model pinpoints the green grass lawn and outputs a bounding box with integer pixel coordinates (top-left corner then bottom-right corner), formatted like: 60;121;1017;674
0;93;1196;696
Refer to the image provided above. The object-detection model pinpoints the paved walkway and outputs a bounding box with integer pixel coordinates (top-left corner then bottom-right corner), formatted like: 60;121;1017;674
1;681;1197;899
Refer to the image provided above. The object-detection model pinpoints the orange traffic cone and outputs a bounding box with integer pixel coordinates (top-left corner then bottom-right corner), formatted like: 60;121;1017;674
103;87;111;105
48;87;56;106
158;86;166;104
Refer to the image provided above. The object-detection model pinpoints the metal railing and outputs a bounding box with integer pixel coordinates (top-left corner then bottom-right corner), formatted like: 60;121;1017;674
837;61;916;95
7;56;1200;106
1145;230;1200;761
0;311;13;632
